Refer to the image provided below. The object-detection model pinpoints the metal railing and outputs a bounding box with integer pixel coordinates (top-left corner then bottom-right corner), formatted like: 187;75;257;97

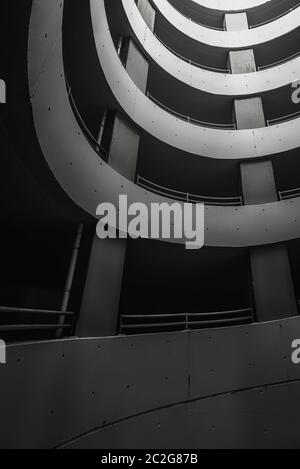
137;175;243;206
164;0;225;31
258;50;300;71
120;309;254;335
154;34;230;74
279;187;300;200
0;307;75;334
250;2;300;28
66;80;108;161
147;92;237;130
267;109;300;126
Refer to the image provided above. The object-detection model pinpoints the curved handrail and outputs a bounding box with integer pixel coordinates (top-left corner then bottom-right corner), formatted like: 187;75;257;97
267;109;300;126
137;175;243;206
0;306;74;338
250;2;300;29
66;80;108;161
147;92;237;130
120;308;254;334
155;0;225;31
163;0;300;31
258;50;300;71
279;187;300;200
154;33;231;74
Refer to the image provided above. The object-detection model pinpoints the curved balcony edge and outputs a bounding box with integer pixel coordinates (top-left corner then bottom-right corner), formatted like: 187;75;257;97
152;0;300;49
190;0;272;12
124;0;300;97
94;0;300;160
28;0;300;249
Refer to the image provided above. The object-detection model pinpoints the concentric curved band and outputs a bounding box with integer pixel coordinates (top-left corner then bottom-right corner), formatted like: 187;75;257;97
152;0;300;48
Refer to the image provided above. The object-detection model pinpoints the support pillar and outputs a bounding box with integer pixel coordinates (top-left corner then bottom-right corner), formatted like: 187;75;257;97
77;34;149;337
76;237;127;337
224;12;248;31
136;0;156;31
227;12;256;75
234;49;298;320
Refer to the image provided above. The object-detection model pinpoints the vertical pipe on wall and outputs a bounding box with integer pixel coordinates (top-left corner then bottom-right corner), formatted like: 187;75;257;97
56;223;84;338
97;109;108;150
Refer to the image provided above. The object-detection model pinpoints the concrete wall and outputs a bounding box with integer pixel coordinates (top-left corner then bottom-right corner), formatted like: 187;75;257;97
64;380;300;448
1;317;300;448
77;236;127;337
229;49;256;74
234;97;266;130
137;0;156;31
224;12;249;31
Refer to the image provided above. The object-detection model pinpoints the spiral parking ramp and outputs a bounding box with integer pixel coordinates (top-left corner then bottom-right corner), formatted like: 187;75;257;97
1;0;300;449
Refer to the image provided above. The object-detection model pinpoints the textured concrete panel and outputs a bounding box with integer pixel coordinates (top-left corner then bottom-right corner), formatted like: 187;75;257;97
0;333;189;448
63;380;300;449
1;318;300;447
189;321;286;398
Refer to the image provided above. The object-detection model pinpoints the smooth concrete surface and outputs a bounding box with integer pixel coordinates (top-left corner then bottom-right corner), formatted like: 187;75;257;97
251;245;298;321
152;0;300;48
234;97;266;129
124;0;300;96
126;38;149;95
109;112;140;181
137;0;156;31
28;0;300;248
224;13;249;31
241;160;277;205
77;236;127;337
1;317;300;448
229;49;256;74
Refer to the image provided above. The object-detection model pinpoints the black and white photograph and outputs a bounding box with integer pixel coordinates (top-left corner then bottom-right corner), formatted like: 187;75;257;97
1;0;300;452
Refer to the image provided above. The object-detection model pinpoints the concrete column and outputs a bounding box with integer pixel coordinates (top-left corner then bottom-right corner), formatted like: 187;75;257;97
125;39;149;94
76;236;127;337
250;244;297;321
224;12;248;31
77;112;140;337
226;12;256;75
229;49;256;74
241;160;277;205
78;73;142;337
234;97;265;130
239;124;297;321
137;0;156;31
108;112;140;182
